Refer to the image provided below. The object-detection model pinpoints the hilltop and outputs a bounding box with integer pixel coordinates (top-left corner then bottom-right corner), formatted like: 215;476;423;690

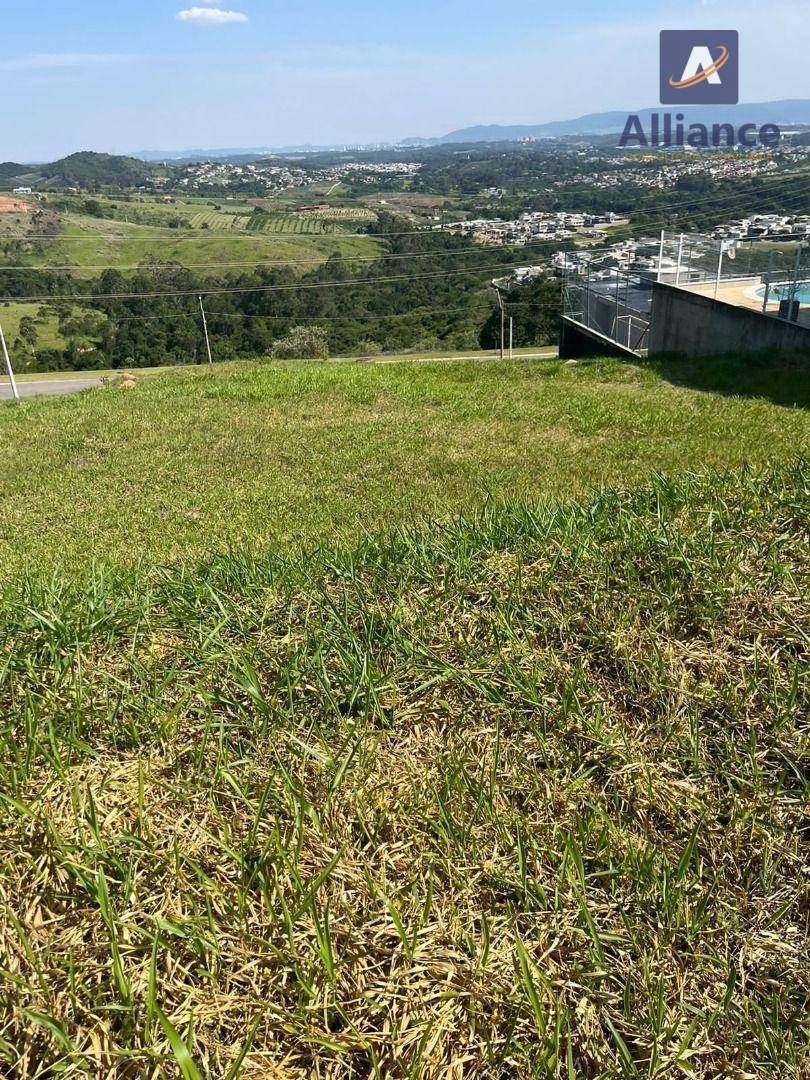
0;151;158;191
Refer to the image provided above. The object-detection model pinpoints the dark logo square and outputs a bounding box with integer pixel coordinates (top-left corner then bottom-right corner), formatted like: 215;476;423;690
660;30;739;105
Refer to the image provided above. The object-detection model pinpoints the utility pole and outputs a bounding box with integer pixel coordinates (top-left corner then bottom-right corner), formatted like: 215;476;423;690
509;317;513;360
198;296;213;365
0;323;20;403
492;281;505;360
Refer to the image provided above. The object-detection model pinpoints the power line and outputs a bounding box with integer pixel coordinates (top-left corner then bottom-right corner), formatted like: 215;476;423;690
103;303;499;324
3;188;807;277
4;172;808;242
0;238;565;273
201;306;502;322
1;260;557;304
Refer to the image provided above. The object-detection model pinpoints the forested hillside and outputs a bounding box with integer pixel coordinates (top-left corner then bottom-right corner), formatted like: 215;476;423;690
0;151;162;192
0;212;562;370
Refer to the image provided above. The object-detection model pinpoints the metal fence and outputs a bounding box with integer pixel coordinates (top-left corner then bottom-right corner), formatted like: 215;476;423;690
562;260;653;354
562;231;809;353
659;230;810;293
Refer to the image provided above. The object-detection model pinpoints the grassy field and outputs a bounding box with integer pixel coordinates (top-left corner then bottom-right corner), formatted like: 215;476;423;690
0;353;808;581
0;197;382;276
0;353;808;1075
247;211;376;234
0;456;807;1076
0;301;69;351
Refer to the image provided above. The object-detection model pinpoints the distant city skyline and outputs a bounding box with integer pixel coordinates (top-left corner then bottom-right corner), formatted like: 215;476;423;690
1;0;807;161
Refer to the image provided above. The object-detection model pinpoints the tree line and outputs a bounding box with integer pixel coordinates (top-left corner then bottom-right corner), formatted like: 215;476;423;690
3;215;563;371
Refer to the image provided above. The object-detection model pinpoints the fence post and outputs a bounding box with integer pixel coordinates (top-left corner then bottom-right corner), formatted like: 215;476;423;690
675;233;684;286
614;268;620;338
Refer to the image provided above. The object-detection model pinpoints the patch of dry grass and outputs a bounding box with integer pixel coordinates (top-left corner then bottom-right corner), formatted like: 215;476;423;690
0;462;808;1076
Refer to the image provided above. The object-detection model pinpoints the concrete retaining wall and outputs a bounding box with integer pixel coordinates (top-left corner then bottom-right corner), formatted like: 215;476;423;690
649;282;810;357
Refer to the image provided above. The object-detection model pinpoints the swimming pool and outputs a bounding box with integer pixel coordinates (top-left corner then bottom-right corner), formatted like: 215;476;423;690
756;283;810;304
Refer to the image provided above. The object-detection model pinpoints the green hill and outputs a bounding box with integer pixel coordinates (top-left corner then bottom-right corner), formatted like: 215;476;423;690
0;151;158;191
42;151;154;188
0;162;32;182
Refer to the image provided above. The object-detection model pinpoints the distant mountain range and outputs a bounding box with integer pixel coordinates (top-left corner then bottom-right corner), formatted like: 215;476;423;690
403;100;810;145
133;144;394;163
130;100;810;160
5;100;809;180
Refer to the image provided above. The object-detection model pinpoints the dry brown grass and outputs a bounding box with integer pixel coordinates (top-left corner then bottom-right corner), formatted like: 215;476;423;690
0;462;808;1077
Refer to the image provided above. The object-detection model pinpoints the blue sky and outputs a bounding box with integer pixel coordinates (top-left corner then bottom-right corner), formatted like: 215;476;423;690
1;0;807;160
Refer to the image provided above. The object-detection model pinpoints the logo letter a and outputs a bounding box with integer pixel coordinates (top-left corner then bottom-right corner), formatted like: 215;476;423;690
680;45;722;84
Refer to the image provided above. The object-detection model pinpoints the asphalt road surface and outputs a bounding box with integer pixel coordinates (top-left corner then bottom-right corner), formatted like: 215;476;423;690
0;376;106;401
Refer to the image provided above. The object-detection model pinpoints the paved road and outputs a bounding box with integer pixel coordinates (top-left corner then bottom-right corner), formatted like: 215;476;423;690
0;376;105;401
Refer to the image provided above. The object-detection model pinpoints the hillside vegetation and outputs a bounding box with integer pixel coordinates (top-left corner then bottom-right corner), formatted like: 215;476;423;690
0;199;383;280
0;354;807;579
0;458;806;1076
0;301;70;352
0;201;535;368
0;152;155;191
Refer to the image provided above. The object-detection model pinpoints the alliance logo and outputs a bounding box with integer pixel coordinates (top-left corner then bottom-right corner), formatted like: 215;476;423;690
660;31;738;105
619;30;779;148
669;45;729;89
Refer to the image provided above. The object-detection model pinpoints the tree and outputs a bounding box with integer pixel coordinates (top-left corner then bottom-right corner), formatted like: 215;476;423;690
269;325;329;360
18;317;38;347
478;276;562;350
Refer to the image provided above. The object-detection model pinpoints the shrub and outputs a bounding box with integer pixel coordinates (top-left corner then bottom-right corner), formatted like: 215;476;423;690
269;325;329;360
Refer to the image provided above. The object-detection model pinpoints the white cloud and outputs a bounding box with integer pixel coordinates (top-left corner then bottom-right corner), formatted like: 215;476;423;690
176;7;248;23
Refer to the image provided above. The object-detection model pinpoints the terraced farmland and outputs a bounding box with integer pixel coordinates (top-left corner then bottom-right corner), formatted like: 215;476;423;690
0;208;383;276
186;209;252;230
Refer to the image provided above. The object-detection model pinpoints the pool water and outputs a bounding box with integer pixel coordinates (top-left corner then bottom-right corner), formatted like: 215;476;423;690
756;283;810;304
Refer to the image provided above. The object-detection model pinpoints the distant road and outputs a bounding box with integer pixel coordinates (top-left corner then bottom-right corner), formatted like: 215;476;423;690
0;376;105;401
369;349;558;365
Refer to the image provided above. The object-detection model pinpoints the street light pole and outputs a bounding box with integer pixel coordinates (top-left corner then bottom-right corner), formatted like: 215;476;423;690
491;281;505;361
199;296;213;365
0;323;20;403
